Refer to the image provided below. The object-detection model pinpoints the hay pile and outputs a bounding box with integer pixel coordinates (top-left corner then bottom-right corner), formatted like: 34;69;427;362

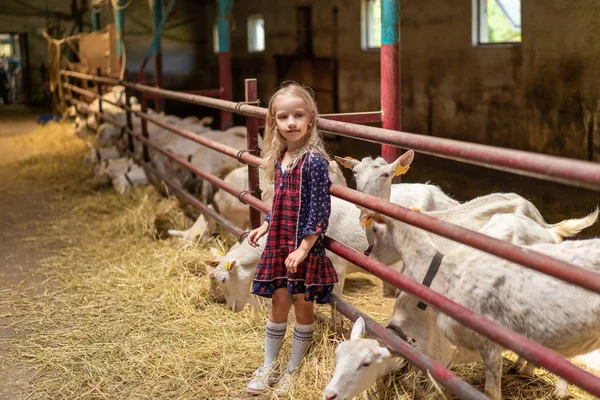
2;121;598;399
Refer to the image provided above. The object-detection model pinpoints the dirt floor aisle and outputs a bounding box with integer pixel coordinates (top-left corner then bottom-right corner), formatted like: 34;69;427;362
0;105;59;400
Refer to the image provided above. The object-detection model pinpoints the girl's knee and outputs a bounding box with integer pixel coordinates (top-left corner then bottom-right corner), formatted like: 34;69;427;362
294;298;315;324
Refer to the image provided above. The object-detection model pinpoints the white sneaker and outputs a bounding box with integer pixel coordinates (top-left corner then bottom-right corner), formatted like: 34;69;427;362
273;371;294;397
246;365;278;394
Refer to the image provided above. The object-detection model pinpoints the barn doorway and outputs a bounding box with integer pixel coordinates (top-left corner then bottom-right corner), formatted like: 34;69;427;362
0;33;31;105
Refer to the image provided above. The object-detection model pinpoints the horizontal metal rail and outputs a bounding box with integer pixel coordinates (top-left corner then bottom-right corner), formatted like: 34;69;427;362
140;160;247;240
135;110;263;167
59;69;600;191
67;93;600;296
64;82;600;398
180;88;223;97
329;184;600;295
329;295;488;400
127;131;266;215
320;111;382;124
66;95;124;127
63;82;130;111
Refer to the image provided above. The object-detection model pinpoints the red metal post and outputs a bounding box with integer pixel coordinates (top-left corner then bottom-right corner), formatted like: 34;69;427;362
380;0;401;163
140;92;150;163
96;67;104;124
245;78;262;229
152;0;164;112
219;52;233;130
125;93;134;153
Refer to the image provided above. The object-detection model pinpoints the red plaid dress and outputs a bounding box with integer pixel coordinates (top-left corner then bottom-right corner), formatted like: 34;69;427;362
251;152;338;303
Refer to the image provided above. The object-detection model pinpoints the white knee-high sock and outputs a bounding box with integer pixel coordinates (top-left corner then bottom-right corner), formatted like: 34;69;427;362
285;322;314;373
263;320;287;368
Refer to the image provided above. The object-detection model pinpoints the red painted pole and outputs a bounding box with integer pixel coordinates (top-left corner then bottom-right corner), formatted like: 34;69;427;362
152;0;164;112
245;78;262;229
219;52;233;130
381;0;402;163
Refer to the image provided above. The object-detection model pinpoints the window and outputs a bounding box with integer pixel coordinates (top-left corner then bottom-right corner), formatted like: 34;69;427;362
361;0;381;50
247;14;265;53
0;34;12;58
0;43;12;58
474;0;521;45
213;21;219;53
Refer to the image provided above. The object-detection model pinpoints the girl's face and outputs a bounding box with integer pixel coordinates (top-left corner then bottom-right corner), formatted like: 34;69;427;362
273;94;312;149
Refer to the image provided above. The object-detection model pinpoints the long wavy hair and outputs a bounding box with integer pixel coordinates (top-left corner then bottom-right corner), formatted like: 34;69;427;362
261;81;330;183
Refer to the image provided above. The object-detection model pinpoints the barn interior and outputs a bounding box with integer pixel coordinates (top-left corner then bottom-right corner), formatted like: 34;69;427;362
1;1;599;399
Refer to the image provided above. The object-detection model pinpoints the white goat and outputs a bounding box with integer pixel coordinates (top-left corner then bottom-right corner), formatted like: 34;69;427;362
169;161;347;242
323;212;569;400
204;196;367;313
111;164;148;194
325;208;599;400
83;143;121;164
336;150;460;297
335;150;460;214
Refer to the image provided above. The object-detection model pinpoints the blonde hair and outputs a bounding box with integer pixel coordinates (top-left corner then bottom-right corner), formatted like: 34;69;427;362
261;81;330;183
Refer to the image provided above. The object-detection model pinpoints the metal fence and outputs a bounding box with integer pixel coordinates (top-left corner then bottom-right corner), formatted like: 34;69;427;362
60;69;600;399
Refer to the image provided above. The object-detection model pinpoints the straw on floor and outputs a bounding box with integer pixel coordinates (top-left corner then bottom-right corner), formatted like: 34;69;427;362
1;120;597;400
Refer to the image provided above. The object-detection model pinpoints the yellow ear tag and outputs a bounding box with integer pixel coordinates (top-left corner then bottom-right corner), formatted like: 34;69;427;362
361;216;374;229
410;207;422;212
224;261;231;272
394;164;411;177
217;250;225;256
117;184;123;193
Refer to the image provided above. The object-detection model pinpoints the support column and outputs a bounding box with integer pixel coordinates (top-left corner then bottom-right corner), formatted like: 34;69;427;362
91;8;101;31
245;79;262;229
217;0;233;130
115;0;126;71
152;0;164;111
380;0;401;163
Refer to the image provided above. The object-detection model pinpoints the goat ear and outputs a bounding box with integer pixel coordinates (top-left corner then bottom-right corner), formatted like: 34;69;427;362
371;215;388;227
350;317;366;340
204;260;220;268
375;347;392;361
334;156;359;170
392;150;414;176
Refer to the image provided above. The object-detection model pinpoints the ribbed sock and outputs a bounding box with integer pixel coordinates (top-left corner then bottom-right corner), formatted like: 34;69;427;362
263;320;287;368
285;322;314;372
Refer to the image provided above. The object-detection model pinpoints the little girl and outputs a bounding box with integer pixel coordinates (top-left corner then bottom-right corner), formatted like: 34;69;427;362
246;82;338;395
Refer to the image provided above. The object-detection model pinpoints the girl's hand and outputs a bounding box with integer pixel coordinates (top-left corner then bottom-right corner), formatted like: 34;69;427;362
248;222;269;247
285;248;308;273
